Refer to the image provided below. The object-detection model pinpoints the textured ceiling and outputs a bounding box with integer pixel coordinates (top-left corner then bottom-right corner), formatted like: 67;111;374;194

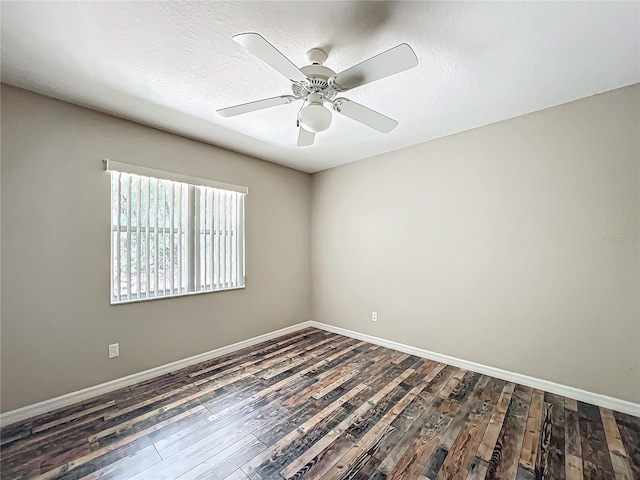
1;1;639;173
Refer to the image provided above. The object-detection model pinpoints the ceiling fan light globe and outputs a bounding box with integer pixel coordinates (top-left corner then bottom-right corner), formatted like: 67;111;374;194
299;104;332;133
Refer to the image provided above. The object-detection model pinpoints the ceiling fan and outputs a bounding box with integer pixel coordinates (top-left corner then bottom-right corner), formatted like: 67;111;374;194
217;33;418;147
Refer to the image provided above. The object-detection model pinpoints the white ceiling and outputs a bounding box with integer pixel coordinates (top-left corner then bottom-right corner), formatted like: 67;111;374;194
2;2;638;173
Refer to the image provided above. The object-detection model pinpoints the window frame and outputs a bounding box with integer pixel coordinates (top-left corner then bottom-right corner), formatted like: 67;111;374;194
105;159;247;305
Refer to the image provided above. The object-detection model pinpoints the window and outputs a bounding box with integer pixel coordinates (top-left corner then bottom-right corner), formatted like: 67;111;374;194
106;160;246;304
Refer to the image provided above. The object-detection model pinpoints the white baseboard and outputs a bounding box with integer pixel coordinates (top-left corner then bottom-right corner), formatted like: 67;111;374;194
2;319;637;426
308;321;640;417
0;321;314;427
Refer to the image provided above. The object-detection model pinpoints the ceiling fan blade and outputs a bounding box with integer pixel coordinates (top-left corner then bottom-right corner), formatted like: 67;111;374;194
332;98;398;133
217;95;296;117
298;127;315;147
233;33;308;84
330;44;418;92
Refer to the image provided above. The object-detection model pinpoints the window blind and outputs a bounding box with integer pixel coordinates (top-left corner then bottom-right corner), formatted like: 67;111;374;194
107;160;246;304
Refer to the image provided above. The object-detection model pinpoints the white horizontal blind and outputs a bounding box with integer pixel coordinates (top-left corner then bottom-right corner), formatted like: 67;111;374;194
109;167;245;304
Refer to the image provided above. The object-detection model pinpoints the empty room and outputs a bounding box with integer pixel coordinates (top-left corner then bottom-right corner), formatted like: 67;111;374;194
1;2;639;479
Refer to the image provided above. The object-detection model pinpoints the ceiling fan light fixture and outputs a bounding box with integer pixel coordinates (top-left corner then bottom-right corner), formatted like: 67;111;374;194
298;103;332;133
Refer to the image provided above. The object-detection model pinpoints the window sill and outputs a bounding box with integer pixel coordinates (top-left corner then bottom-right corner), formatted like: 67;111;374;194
110;285;245;305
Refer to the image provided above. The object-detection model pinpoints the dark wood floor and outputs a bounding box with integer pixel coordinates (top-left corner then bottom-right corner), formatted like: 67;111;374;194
1;328;638;480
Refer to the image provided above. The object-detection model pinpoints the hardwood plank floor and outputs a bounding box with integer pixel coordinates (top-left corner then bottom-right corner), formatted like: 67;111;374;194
1;328;638;480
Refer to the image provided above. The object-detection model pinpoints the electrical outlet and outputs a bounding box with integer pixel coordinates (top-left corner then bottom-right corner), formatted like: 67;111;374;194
108;343;119;359
372;312;378;322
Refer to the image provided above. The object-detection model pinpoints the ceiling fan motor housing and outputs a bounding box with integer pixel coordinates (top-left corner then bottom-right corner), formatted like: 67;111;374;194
292;65;337;100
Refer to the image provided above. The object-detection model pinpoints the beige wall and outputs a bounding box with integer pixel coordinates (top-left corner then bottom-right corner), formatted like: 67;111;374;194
0;85;311;412
312;85;640;403
2;84;638;413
